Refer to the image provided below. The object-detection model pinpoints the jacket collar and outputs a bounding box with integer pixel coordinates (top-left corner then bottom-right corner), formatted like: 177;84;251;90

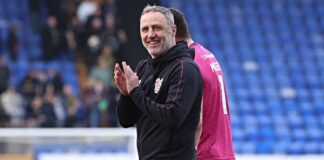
148;41;195;66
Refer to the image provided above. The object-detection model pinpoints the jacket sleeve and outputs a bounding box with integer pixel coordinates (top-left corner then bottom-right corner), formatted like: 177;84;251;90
128;61;202;128
116;60;147;128
117;94;141;128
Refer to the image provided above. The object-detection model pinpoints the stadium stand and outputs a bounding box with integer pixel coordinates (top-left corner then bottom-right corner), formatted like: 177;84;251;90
163;0;324;154
0;0;134;129
0;0;323;157
0;0;80;95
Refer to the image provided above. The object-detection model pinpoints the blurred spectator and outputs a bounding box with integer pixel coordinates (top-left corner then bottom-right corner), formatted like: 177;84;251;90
89;54;113;89
77;0;98;24
102;0;116;15
0;57;10;95
82;86;97;127
84;14;104;68
106;83;118;127
19;69;41;104
103;13;127;53
45;0;62;18
62;84;79;127
47;69;64;95
101;44;114;63
0;103;10;127
28;0;41;33
7;25;20;62
35;70;49;97
41;16;65;61
26;96;57;127
52;95;66;127
45;87;66;127
0;34;3;52
65;17;79;51
88;80;108;127
0;86;25;127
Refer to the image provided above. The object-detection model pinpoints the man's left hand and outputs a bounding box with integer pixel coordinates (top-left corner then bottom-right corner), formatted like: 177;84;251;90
122;62;140;93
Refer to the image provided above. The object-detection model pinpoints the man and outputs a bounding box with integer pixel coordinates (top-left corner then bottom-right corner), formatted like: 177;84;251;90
170;8;236;160
114;5;203;159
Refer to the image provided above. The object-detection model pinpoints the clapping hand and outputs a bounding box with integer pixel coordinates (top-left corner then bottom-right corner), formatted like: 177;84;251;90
114;62;139;95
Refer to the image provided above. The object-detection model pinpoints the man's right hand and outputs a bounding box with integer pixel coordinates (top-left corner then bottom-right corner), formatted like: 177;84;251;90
114;63;128;95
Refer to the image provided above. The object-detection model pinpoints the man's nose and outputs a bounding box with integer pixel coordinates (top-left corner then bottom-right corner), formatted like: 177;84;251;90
148;29;156;38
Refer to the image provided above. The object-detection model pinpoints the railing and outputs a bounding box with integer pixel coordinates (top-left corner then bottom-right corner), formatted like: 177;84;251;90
0;128;137;160
0;128;323;160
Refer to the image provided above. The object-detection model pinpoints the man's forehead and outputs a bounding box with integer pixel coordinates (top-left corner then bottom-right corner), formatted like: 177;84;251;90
140;11;167;23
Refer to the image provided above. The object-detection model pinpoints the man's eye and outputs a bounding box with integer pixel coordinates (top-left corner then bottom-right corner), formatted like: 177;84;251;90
153;26;162;31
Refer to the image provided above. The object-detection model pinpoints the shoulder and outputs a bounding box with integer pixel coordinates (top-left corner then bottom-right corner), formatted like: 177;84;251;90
174;57;201;74
135;59;149;72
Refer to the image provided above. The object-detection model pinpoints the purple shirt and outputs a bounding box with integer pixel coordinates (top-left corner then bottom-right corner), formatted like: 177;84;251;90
190;43;235;160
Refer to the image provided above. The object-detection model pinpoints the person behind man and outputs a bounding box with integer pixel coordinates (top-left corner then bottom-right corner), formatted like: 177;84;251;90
114;5;203;160
170;8;236;160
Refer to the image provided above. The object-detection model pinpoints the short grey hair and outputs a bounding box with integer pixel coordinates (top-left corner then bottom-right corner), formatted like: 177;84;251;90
141;5;175;27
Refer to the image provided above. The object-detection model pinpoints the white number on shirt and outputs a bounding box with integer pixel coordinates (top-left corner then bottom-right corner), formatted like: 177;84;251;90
218;75;228;114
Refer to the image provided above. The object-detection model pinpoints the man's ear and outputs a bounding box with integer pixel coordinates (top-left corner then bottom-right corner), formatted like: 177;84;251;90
172;25;177;36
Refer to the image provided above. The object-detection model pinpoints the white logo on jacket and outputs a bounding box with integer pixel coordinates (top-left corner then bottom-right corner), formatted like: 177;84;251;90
210;62;221;72
154;78;163;94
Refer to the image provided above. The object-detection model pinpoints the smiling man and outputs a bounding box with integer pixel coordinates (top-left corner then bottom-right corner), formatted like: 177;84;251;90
114;5;203;160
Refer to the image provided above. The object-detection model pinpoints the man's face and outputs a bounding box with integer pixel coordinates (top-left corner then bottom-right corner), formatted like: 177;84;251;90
140;11;176;58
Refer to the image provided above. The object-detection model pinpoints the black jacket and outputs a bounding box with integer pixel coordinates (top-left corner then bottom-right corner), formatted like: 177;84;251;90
117;41;203;160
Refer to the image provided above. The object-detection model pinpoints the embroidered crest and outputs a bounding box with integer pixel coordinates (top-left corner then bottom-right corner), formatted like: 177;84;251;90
154;78;163;94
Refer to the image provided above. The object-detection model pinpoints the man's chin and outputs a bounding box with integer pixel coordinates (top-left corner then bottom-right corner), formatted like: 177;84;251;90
148;52;161;58
148;49;160;56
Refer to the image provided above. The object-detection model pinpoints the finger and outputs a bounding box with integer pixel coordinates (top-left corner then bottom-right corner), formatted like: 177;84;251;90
126;65;134;73
122;62;131;77
124;65;131;78
116;63;124;74
114;63;120;75
122;61;127;71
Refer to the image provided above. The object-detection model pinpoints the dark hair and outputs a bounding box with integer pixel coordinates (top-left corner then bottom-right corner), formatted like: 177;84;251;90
169;8;191;39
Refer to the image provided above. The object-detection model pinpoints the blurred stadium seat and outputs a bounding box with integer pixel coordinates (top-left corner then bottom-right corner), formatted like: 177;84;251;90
164;0;324;154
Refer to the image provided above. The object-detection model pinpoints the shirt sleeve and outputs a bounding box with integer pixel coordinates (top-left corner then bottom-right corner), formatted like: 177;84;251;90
116;60;147;128
128;60;203;128
117;95;141;128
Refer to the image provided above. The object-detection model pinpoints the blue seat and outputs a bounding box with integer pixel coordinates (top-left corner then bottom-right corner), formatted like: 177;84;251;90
250;86;265;102
311;88;324;101
275;125;290;141
259;126;275;140
243;123;258;142
300;102;314;115
306;126;321;141
232;126;244;141
291;128;307;141
304;141;321;154
256;140;275;154
288;140;305;154
239;100;253;114
233;140;243;153
274;139;290;154
241;141;257;153
287;112;304;129
31;61;45;71
253;101;267;114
